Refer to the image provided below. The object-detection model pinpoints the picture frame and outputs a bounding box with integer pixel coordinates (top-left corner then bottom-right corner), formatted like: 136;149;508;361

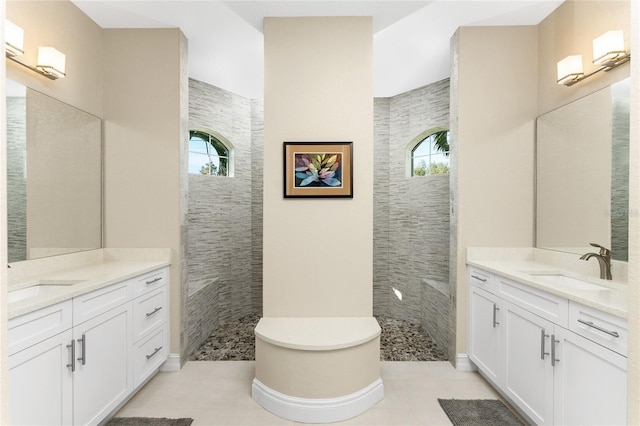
283;142;353;198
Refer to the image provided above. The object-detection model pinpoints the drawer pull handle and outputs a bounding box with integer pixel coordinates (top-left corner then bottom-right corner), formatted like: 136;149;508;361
66;340;75;372
577;319;620;338
551;335;560;367
471;275;487;283
146;277;162;285
77;334;86;365
540;329;550;360
146;346;163;360
492;304;500;328
146;307;163;317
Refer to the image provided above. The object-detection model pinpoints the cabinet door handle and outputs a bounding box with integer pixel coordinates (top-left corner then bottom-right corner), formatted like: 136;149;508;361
551;335;560;367
146;307;163;317
540;329;550;360
471;275;487;283
577;319;620;338
492;304;500;327
146;346;163;360
66;340;75;372
146;277;162;285
77;334;86;365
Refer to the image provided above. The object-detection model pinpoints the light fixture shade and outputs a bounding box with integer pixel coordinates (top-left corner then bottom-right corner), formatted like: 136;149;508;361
593;30;625;65
36;46;66;79
5;20;24;57
557;55;584;85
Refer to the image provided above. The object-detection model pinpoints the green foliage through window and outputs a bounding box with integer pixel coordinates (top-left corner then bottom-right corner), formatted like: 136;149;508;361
411;130;450;176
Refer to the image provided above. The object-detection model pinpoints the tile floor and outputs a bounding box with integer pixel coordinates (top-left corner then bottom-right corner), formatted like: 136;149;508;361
114;361;511;425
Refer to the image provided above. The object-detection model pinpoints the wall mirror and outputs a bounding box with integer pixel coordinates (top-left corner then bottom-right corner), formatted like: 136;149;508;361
536;77;630;261
6;79;102;263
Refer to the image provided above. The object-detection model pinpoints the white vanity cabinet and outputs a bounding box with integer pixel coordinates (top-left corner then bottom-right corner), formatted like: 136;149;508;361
8;301;74;425
552;325;627;426
468;270;502;385
8;266;169;426
468;266;627;426
72;302;132;426
131;268;169;388
502;300;555;425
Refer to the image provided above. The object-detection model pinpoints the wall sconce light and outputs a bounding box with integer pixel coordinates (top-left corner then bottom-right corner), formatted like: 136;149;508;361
557;30;630;87
4;20;66;80
36;47;67;79
557;55;584;85
5;20;24;57
593;30;627;66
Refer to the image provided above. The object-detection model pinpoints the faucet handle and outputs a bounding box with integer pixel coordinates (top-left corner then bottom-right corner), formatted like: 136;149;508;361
589;243;611;256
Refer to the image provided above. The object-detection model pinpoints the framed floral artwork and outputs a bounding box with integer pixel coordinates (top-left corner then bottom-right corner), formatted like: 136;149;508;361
283;142;353;198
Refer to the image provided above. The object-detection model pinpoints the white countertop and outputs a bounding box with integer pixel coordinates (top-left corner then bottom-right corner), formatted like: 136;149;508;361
467;248;627;319
255;317;381;351
8;249;171;319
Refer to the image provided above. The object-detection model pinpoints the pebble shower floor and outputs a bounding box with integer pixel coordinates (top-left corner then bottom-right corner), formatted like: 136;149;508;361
188;314;448;362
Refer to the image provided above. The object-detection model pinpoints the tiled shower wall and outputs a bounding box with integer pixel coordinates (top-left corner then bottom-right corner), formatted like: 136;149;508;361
186;79;261;355
187;77;452;358
611;96;629;261
250;99;264;314
7;97;26;263
374;79;452;358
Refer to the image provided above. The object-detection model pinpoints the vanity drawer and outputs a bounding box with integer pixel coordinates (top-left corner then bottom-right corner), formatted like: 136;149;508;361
8;300;72;355
133;268;168;298
73;280;131;325
569;301;627;356
469;267;495;293
133;288;166;343
133;326;167;388
498;276;569;328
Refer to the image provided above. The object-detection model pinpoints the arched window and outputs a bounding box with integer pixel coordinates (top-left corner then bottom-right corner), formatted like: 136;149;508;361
408;129;450;176
189;130;232;176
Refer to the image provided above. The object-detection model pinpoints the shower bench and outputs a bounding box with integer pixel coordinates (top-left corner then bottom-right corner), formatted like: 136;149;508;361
252;316;383;423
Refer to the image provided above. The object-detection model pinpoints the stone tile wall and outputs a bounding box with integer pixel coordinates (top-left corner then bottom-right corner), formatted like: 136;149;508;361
611;97;629;261
7;97;26;263
251;99;264;314
187;77;453;359
373;98;391;317
374;79;452;358
186;79;258;355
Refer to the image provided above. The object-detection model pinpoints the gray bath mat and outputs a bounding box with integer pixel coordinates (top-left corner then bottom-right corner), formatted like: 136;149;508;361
438;399;524;426
106;418;193;426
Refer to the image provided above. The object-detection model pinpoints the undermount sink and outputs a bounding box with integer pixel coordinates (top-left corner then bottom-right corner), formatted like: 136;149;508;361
526;273;610;291
8;280;85;304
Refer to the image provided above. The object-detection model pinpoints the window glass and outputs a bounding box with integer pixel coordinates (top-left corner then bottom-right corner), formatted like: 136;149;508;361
411;130;450;176
189;130;229;176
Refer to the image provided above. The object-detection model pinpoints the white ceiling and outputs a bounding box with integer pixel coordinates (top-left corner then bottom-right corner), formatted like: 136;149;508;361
72;0;564;99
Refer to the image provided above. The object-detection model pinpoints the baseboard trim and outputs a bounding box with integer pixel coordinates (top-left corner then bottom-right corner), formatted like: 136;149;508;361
252;378;384;423
456;353;477;372
160;354;181;372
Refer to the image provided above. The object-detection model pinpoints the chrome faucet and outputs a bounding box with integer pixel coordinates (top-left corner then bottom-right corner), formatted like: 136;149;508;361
580;243;612;280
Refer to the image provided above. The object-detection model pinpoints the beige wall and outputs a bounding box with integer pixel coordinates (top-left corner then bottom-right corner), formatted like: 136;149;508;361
453;26;538;354
6;0;103;117
262;17;374;318
627;0;639;423
102;29;188;356
1;1;9;422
